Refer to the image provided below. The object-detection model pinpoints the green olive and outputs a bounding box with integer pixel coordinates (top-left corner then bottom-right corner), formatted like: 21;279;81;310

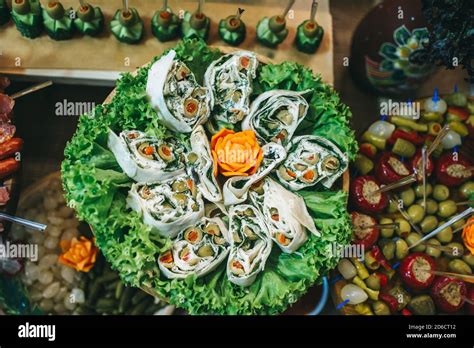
380;217;395;238
172;180;188;193
387;200;398;214
372;301;391;316
395;239;409;259
364;251;380;270
462;254;474;267
395;218;411;237
366;273;381;290
420;215;438;234
420;199;438;215
405;233;425;252
407;204;425;224
204;223;221;236
400;188;416;206
414;183;433;198
459;181;474;200
443;242;464;259
437;200;457;218
433;184;450;201
452;218;466;231
435;222;453;244
425;238;442;258
379;238;396;260
448;259;472;275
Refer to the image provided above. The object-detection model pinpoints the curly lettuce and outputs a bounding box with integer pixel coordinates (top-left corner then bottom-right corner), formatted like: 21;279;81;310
62;39;355;314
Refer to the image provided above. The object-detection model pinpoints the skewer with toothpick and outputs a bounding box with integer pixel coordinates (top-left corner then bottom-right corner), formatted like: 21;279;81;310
295;0;325;53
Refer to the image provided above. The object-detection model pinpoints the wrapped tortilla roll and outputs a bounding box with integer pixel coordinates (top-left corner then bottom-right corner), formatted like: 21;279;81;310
127;174;204;238
276;135;348;191
222;142;286;205
188;126;223;202
249;178;319;253
204;51;258;133
147;50;211;133
108;129;187;182
158;217;230;279
227;205;272;287
242;90;309;146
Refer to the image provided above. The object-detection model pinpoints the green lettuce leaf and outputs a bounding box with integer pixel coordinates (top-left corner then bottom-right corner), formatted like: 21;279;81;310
61;39;355;314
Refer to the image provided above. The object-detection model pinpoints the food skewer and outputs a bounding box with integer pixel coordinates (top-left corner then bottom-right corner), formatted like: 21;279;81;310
427;270;474;284
181;0;210;41
75;0;104;36
453;220;474;234
456;200;474;206
109;0;144;44
295;0;324;53
420;146;427;212
10;81;53;100
388;193;423;235
354;223;399;230
256;0;295;47
427;124;450;157
368;174;417;196
218;7;246;46
408;207;474;249
151;0;180;42
462;296;474;305
0;212;46;231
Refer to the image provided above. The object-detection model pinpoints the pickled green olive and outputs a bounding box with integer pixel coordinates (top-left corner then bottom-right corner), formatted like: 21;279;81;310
443;242;464;259
372;301;391;315
405;233;425;252
395;239;409;259
380;217;395;238
387;200;398;214
364;251;380;270
420;215;438;234
366;273;381;290
462;253;474;267
452;218;466;231
400;188;415;206
435;222;453;244
459;181;474;200
415;183;433;198
419;199;438;215
437;200;457;218
407;204;425;224
448;259;472;275
425;238;442;258
433;184;450;201
395;218;411;237
379;239;396;260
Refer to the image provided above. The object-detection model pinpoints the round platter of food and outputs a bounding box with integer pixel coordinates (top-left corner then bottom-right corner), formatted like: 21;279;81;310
333;90;474;315
61;39;357;315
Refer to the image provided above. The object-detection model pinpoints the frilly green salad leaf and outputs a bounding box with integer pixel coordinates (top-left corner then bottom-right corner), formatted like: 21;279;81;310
62;39;356;314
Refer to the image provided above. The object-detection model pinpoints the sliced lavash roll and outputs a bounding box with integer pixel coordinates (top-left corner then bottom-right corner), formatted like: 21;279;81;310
222;142;287;206
157;216;230;279
249;177;319;253
227;204;272;287
241;89;310;146
126;174;204;238
204;51;258;133
187;125;223;202
108;129;187;182
276;135;348;191
146;50;211;133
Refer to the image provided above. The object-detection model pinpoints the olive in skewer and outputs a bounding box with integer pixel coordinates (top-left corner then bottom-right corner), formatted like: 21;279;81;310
74;2;104;37
151;1;180;42
181;0;210;41
42;1;74;41
110;6;144;44
218;9;246;46
295;0;324;54
11;0;43;39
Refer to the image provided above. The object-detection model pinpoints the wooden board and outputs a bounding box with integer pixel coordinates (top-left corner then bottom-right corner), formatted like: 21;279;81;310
0;0;334;84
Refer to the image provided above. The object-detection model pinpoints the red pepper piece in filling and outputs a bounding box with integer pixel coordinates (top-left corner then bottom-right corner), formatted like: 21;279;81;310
388;129;425;146
410;149;434;181
375;152;411;185
374;272;388;288
371;246;391;271
350;175;388;214
351;212;379;248
430;276;467;313
399;252;436;290
436;152;473;187
359;143;377;159
379;293;398;313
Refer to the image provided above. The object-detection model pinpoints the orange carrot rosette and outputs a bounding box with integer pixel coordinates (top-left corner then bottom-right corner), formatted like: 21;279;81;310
58;236;98;272
211;128;263;177
462;217;474;255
